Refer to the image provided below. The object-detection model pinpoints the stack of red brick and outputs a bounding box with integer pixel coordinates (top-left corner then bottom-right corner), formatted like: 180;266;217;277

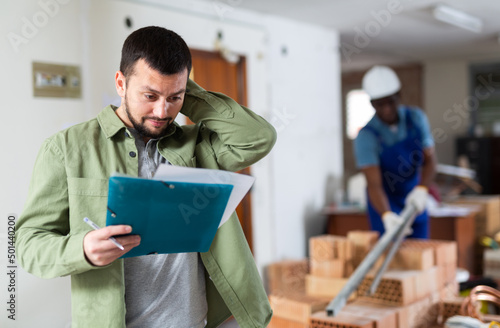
267;258;328;328
305;232;381;299
267;231;459;328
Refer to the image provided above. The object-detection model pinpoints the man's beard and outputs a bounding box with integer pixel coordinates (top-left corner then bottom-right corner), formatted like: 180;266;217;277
124;94;172;140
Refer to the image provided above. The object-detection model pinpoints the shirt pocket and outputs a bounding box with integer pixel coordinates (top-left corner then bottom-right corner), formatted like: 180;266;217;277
67;177;109;228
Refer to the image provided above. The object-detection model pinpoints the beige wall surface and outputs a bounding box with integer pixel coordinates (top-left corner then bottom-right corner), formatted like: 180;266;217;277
424;60;469;166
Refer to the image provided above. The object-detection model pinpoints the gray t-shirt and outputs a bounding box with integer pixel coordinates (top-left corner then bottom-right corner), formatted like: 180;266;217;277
124;129;207;328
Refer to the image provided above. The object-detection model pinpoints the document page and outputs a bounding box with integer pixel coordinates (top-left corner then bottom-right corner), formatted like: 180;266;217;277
154;165;255;227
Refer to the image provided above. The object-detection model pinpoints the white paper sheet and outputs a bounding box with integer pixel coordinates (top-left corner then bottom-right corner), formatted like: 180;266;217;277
153;164;255;228
428;204;479;217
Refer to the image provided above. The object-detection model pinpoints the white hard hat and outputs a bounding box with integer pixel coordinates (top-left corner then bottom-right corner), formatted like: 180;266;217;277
362;65;401;100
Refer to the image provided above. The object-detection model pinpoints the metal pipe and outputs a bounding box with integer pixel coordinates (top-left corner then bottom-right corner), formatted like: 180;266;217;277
326;204;418;317
369;205;417;295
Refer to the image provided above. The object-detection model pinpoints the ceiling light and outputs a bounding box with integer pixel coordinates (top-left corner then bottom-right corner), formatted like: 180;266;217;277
433;4;483;33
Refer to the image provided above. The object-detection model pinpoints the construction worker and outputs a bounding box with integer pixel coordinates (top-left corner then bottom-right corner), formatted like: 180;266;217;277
354;65;437;239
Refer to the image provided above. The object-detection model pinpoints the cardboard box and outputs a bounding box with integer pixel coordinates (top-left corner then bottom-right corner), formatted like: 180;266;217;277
449;195;500;237
449;195;500;274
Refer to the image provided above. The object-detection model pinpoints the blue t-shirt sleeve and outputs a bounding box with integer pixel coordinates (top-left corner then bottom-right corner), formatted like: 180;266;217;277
410;108;434;149
354;128;379;168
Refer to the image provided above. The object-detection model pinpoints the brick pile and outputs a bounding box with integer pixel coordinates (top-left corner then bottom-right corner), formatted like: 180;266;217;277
267;232;459;328
310;238;459;328
268;259;309;295
439;297;465;324
306;235;357;299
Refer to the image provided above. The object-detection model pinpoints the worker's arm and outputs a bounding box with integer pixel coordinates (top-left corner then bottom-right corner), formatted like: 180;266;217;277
180;79;277;172
410;107;436;188
405;147;437;213
362;165;391;216
419;146;437;188
362;165;412;234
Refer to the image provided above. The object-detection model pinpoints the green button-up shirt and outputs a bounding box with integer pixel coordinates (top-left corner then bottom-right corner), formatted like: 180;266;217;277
16;79;276;328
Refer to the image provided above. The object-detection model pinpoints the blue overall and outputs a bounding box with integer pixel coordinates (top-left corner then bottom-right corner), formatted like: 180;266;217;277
363;107;429;239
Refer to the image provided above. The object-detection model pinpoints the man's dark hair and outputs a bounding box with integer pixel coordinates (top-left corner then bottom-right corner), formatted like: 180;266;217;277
120;26;192;78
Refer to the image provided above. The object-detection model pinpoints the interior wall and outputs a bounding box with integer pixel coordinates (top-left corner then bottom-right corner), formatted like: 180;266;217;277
264;16;342;260
423;56;500;166
423;59;469;166
1;0;87;327
1;0;342;326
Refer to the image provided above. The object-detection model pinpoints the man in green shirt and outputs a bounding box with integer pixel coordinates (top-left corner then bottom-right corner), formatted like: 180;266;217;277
16;26;275;328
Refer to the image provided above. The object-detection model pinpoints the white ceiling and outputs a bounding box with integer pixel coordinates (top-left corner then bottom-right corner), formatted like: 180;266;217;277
221;0;500;71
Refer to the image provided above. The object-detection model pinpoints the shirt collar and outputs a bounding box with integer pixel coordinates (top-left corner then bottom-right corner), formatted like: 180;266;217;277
97;105;183;139
370;105;406;131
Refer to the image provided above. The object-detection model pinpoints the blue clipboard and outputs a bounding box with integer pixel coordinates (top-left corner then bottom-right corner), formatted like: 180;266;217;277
105;176;233;258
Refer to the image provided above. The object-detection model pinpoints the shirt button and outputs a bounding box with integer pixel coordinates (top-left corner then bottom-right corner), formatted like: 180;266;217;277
129;151;136;158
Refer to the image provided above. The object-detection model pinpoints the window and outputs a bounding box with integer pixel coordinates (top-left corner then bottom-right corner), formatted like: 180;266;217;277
346;89;375;140
469;62;500;136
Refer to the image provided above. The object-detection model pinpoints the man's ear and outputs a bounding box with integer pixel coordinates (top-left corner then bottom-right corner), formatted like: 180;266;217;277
115;71;126;98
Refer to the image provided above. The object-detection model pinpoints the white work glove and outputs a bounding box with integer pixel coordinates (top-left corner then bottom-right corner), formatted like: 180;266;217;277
382;211;412;236
405;185;428;214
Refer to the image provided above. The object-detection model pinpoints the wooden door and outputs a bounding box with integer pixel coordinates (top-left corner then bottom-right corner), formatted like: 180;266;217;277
189;49;254;251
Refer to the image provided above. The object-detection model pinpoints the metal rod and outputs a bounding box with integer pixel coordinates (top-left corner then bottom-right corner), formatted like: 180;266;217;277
326;204;418;317
368;205;417;295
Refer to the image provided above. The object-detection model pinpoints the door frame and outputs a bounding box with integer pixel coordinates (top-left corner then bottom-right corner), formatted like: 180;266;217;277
189;48;254;251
